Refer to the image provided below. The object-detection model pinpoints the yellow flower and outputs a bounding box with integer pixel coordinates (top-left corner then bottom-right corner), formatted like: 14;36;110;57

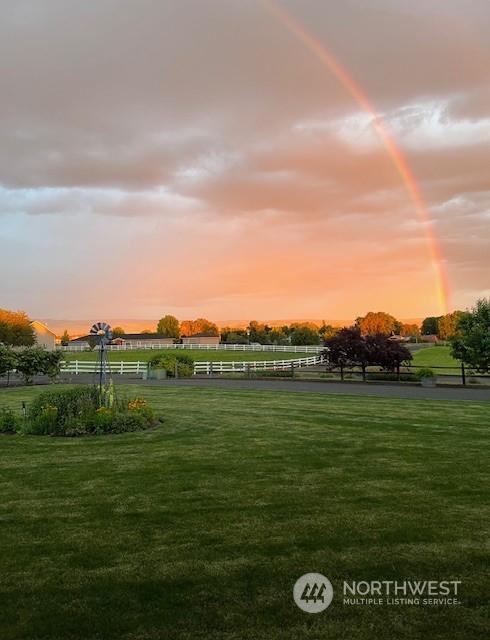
96;407;110;414
128;398;147;410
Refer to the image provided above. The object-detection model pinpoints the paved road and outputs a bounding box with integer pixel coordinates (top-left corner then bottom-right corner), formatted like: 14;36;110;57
3;374;490;402
139;377;490;402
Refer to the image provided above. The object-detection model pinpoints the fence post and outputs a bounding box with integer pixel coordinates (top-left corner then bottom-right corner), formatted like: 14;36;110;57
75;360;79;375
461;362;466;386
361;363;366;382
396;364;400;381
340;363;344;381
291;362;294;378
210;362;213;377
175;361;178;378
247;362;251;379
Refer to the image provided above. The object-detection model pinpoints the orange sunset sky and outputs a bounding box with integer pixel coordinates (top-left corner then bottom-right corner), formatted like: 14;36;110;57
0;0;489;325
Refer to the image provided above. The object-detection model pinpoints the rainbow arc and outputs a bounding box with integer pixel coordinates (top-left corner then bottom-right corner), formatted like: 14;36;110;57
263;0;450;313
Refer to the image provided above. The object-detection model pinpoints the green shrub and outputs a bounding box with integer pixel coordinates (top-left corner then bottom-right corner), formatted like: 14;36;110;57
148;352;194;378
174;353;194;366
177;362;194;377
253;370;292;378
415;367;436;381
29;386;98;422
366;372;415;382
13;347;65;384
0;407;19;433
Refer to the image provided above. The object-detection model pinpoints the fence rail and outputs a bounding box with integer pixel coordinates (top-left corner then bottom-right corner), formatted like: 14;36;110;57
58;343;325;354
322;362;490;386
61;361;146;375
60;355;322;376
194;355;321;375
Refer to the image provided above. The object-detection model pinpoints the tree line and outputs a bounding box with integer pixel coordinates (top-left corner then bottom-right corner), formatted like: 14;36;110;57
1;300;489;378
324;300;490;375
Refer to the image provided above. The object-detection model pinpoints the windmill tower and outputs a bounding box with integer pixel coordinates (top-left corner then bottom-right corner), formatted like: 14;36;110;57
89;321;113;395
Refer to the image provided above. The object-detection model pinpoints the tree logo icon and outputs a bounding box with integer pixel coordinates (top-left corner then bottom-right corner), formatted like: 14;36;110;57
293;573;334;613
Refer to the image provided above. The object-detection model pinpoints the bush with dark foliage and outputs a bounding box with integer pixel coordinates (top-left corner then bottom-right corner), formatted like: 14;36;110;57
323;328;412;373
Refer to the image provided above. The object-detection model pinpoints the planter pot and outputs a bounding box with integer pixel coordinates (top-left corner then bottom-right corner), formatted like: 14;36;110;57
420;377;436;387
148;369;167;380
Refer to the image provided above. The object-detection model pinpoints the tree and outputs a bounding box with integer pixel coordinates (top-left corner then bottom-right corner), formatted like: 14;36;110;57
451;299;490;372
247;321;271;344
221;327;248;343
400;323;420;338
365;334;412;370
290;322;319;332
319;323;338;339
269;328;289;345
356;312;398;336
323;327;367;369
40;350;65;382
421;316;441;335
324;328;412;378
437;311;465;340
15;348;47;384
112;326;126;338
180;318;219;337
0;308;35;346
0;345;16;385
60;330;70;346
156;316;179;338
224;331;249;344
290;326;321;346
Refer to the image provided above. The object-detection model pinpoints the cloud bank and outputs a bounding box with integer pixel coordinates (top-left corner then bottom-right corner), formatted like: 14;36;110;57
0;0;489;320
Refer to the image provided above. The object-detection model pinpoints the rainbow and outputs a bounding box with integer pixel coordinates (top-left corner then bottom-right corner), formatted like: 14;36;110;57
263;0;450;313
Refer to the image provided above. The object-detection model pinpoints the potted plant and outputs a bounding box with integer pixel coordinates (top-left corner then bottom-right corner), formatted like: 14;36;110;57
415;367;437;387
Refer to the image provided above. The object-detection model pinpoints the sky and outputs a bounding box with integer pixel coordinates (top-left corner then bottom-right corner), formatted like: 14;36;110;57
0;0;489;326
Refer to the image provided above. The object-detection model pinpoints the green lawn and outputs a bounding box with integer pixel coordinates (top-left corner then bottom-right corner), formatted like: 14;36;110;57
412;346;459;367
63;349;305;363
412;346;461;374
0;385;488;639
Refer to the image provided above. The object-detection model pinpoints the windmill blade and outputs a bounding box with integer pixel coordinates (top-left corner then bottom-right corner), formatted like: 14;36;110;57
90;322;113;339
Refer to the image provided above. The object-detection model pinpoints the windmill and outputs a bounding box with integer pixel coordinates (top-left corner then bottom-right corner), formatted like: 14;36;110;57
89;321;113;394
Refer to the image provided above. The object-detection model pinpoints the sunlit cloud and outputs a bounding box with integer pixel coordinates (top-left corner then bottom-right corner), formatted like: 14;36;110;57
0;0;489;320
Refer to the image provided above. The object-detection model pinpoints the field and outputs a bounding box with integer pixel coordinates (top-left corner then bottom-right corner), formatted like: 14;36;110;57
412;346;460;369
62;349;304;363
0;385;488;639
62;345;459;368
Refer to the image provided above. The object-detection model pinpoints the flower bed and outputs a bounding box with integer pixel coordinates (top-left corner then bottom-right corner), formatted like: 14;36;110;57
7;386;159;436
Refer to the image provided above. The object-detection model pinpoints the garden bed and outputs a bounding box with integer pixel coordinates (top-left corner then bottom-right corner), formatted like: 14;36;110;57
0;385;159;436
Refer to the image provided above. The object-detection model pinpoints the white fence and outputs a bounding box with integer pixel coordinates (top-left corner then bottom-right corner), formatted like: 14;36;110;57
59;343;324;354
61;361;146;375
194;355;321;375
61;355;322;376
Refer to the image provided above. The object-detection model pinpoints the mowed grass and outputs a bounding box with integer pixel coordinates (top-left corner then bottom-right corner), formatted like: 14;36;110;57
0;385;488;640
412;346;459;368
63;349;304;363
412;346;462;374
